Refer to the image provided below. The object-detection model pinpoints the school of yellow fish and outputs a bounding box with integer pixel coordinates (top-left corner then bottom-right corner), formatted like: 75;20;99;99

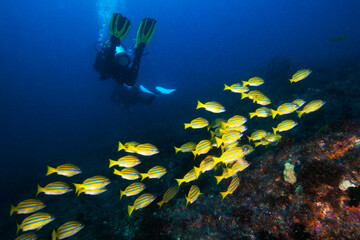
10;69;325;239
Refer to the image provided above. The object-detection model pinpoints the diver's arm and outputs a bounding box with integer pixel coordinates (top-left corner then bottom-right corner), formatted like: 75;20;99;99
127;43;146;86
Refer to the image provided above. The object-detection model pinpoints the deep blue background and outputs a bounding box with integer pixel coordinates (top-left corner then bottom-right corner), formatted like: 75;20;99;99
1;0;359;205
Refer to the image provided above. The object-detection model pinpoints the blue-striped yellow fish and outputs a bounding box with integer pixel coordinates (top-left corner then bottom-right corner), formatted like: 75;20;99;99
46;163;81;177
184;117;209;129
73;175;110;193
247;130;268;142
273;120;298;134
213;147;245;165
241;90;262;100
10;199;45;216
127;143;159;156
113;167;141;180
17;212;54;234
192;139;212;158
215;131;242;146
240;144;254;156
227;159;250;176
37;182;72;196
296;100;326;118
222;140;239;151
196;100;225;113
224;83;249;93
15;232;38;240
176;168;198;186
222;115;247;128
194;155;216;177
220;176;240;199
254;139;271;148
174;142;196;154
128;193;156;216
249;107;271;119
52;221;84;240
77;187;107;196
221;125;247;134
242;77;264;87
265;133;282;143
271;103;298;118
157;185;179;208
253;94;271;106
185;185;201;207
215;168;235;184
207;118;226;131
292;99;306;109
120;182;146;200
109;155;141;168
289;69;312;83
140;166;167;180
118;141;139;152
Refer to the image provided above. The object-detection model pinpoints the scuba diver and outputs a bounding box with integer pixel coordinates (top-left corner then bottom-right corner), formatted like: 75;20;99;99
93;14;175;109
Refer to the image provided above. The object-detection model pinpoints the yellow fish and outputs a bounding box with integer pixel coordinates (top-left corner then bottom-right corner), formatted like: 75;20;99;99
253;94;271;106
196;100;225;113
242;77;264;87
213;147;246;165
215;168;236;184
273;120;298;134
128;193;156;216
271;103;298;118
46;163;81;177
10;199;45;216
184;117;209;129
220;176;240;199
227;159;250;176
140;166;167;180
249;107;272;119
15;232;38;240
127;143;159;156
215;131;242;146
118;141;139;152
289;69;312;83
176;168;198;186
109;155;141;168
241;90;263;100
224;83;249;93
157;186;179;208
222;115;247;128
113;167;141;180
185;185;201;207
73;175;110;193
240;144;254;156
17;212;54;235
247;130;268;142
192;139;212;159
194;155;216;177
37;182;72;196
120;182;146;200
296;100;326;118
52;221;84;240
292;99;306;108
254;139;271;148
265;133;282;143
207;118;226;131
174;142;196;154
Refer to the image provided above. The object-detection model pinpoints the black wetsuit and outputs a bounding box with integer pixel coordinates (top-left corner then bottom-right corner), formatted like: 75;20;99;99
93;36;145;86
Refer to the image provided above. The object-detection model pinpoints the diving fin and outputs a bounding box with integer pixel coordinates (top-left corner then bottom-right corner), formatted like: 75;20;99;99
140;85;156;95
136;18;157;48
109;14;131;42
156;86;176;94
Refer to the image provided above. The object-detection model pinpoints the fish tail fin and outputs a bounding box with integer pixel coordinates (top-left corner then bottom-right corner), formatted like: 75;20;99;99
272;127;278;134
220;191;229;200
242;81;248;86
36;184;43;196
157;200;164;208
184;123;191;129
10;204;16;216
140;173;148;181
289;79;293;84
212;157;222;165
128;205;135;217
224;84;231;91
249;112;255;119
247;136;251;142
52;230;57;240
215;176;223;184
120;190;124;200
175;178;184;187
241;92;248;99
192;151;197;160
221;145;225;153
270;109;277;119
185;196;190;207
113;168;121;176
73;183;83;194
174;146;180;154
215;137;223;148
296;110;303;118
109;159;117;168
118;141;125;151
210;130;215;138
46;166;56;176
194;167;201;179
16;223;21;235
254;142;261;148
76;189;83;197
196;100;204;109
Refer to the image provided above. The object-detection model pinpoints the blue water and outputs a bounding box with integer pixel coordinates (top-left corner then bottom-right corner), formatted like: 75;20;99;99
1;0;360;238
